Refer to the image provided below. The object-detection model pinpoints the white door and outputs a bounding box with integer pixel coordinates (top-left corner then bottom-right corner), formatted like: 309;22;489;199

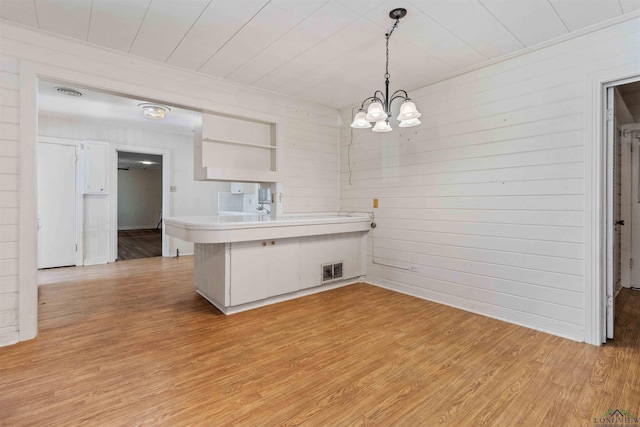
37;142;77;269
606;87;615;339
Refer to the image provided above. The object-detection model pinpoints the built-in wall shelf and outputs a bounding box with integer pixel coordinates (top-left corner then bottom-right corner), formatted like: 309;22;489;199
199;167;278;183
195;113;278;183
203;138;277;151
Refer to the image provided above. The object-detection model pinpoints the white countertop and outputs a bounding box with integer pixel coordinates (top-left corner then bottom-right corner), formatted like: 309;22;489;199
217;211;267;217
164;212;371;243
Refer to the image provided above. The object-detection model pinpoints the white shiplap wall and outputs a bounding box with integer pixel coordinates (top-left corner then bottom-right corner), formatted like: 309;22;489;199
0;22;340;346
0;55;19;346
340;16;640;342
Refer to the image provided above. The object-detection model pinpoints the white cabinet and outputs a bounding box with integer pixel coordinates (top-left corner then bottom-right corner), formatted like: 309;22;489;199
266;238;301;296
229;241;269;305
230;182;244;194
299;233;365;289
229;238;300;305
83;141;109;194
192;232;366;314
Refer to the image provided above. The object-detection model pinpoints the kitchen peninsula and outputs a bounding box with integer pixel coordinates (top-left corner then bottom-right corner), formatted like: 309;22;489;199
165;213;370;314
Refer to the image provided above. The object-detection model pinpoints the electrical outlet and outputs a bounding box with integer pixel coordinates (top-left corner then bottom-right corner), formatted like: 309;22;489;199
409;265;420;273
373;198;379;208
170;186;177;192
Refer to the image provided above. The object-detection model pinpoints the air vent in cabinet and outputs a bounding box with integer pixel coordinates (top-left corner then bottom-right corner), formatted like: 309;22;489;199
322;264;333;282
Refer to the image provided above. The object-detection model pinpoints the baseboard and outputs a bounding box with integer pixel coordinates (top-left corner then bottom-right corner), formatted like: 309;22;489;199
369;277;585;343
118;225;159;231
197;277;360;315
0;329;19;347
83;258;109;266
615;282;623;297
167;252;193;257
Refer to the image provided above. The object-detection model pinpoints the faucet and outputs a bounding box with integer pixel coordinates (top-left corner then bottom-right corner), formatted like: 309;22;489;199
257;202;270;214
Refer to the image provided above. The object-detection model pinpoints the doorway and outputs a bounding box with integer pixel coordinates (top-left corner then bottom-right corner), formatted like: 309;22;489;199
116;151;164;261
605;79;640;340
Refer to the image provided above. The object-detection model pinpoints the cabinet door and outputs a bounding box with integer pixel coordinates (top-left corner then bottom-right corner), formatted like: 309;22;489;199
230;182;244;194
299;233;364;290
229;241;269;305
266;238;300;296
229;238;301;306
84;141;109;194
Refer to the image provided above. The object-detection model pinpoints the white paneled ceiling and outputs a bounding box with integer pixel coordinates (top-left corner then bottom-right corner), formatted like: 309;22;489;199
38;80;200;132
1;0;638;109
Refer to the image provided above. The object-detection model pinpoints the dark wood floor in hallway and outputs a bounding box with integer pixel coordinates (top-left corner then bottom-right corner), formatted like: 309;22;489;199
117;228;162;260
1;256;639;425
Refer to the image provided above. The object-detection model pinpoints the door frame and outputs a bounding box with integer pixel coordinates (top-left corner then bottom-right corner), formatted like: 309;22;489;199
36;136;84;267
586;69;640;345
110;145;171;261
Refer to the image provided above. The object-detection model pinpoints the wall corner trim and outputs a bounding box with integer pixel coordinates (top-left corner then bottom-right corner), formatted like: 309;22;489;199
17;60;39;342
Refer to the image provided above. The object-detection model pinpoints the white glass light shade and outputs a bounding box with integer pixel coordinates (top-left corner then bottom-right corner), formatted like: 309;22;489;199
397;101;421;121
351;111;372;128
372;120;392;133
399;118;421;127
365;101;387;122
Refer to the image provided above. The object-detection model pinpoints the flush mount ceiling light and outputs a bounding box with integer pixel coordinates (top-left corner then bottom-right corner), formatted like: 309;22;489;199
139;103;170;120
140;161;154;165
55;87;83;97
351;8;421;132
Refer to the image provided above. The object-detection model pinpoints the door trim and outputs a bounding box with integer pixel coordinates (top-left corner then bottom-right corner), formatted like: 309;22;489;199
585;69;640;345
110;145;171;261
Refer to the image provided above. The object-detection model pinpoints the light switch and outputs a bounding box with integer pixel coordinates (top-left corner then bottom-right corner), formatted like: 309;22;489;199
373;198;379;208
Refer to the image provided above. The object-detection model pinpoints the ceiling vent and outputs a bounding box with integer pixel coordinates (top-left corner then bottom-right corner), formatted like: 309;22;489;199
55;87;83;97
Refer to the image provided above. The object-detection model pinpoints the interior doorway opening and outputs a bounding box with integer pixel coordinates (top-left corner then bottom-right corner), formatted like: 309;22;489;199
605;79;640;340
116;151;163;261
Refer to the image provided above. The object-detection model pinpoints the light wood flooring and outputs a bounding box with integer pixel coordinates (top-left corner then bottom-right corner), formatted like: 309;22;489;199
117;228;162;260
1;256;639;425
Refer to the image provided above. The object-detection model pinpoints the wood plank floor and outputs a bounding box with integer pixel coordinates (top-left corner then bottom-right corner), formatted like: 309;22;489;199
117;229;162;260
1;257;639;425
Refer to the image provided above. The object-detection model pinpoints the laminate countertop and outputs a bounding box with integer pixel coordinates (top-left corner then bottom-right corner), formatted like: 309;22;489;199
164;212;371;243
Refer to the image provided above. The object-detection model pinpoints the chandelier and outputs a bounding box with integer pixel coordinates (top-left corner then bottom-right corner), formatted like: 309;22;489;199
350;8;421;132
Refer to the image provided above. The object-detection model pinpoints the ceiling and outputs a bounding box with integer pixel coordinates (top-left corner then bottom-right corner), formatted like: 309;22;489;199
619;80;640;122
38;80;201;132
2;0;639;109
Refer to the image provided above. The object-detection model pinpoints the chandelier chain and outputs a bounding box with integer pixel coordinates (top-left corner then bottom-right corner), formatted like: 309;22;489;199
384;19;399;80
